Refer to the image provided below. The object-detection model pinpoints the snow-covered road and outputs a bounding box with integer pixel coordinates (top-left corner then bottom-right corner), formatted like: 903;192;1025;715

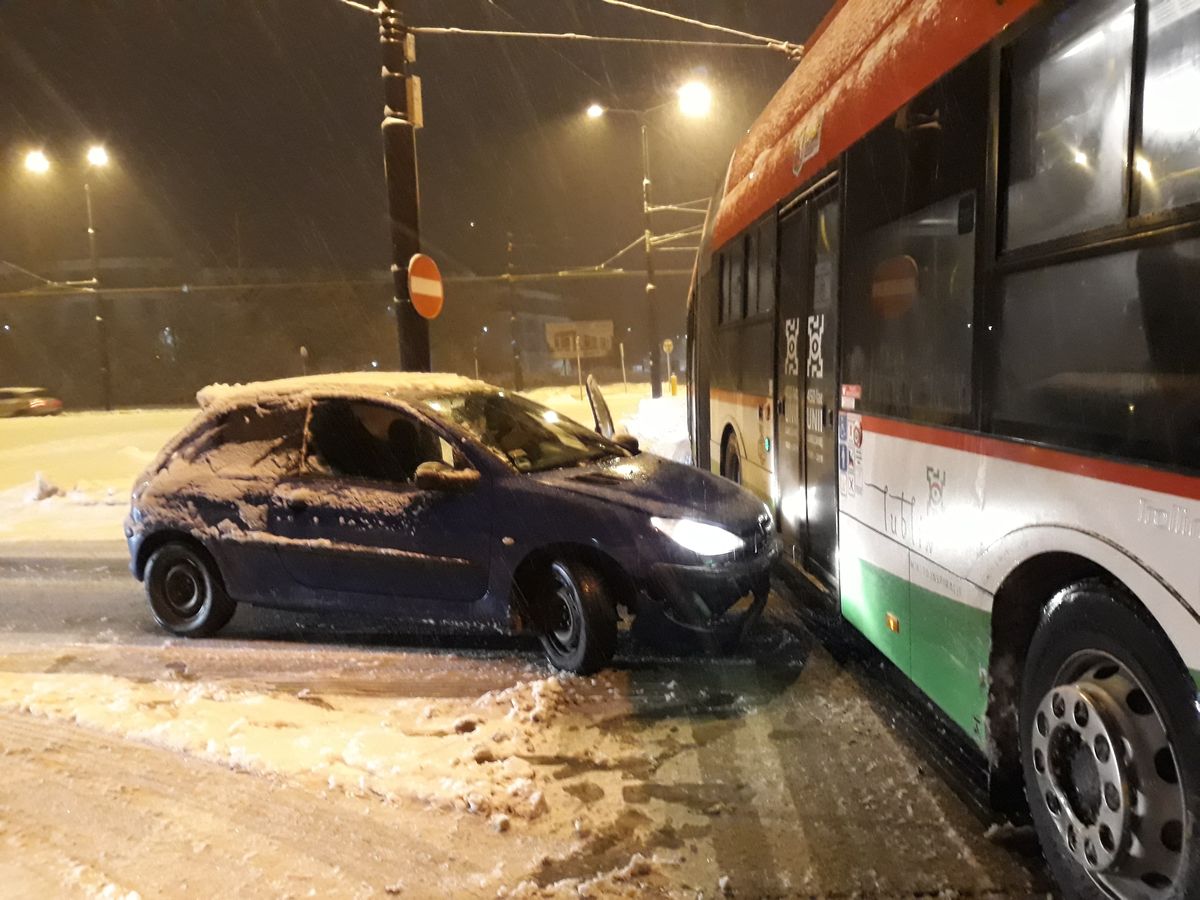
0;572;1049;898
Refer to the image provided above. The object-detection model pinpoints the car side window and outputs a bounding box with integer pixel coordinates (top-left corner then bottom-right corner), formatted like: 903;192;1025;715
191;404;305;477
305;399;458;484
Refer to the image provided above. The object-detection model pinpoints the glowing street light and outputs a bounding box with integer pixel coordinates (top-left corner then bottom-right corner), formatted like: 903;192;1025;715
17;143;116;409
581;81;712;398
86;144;109;168
677;80;713;119
24;149;50;175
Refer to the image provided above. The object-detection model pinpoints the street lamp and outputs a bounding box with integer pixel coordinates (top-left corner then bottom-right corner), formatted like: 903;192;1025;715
24;149;50;174
677;81;713;119
585;81;712;398
83;144;109;286
21;144;114;410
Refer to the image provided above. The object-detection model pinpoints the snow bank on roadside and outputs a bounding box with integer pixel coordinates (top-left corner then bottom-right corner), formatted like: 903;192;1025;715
0;670;588;823
522;384;689;462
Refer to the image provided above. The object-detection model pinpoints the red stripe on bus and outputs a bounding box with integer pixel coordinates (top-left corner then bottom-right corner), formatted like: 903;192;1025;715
712;0;1040;250
860;415;1200;503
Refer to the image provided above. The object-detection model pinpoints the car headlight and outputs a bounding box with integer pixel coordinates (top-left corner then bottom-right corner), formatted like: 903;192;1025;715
650;516;744;557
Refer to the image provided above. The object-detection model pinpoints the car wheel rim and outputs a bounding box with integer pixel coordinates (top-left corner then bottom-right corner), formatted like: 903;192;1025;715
546;563;582;657
1030;650;1186;897
163;561;204;619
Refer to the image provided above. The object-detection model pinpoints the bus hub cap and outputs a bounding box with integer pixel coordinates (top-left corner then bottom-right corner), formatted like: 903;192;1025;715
1030;653;1185;895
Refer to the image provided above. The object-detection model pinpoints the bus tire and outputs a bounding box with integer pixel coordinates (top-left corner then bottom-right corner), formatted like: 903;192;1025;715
721;433;742;485
1019;580;1199;899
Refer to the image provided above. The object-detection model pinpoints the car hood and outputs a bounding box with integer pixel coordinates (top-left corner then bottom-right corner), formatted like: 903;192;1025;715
530;453;766;527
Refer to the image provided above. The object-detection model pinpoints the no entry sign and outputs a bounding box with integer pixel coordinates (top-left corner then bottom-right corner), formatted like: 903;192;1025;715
407;253;444;320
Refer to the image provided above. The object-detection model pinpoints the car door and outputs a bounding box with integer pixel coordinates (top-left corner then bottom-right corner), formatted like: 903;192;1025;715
268;398;492;609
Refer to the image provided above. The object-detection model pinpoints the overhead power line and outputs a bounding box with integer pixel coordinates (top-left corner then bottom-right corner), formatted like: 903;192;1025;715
330;1;802;57
597;0;804;59
410;26;777;52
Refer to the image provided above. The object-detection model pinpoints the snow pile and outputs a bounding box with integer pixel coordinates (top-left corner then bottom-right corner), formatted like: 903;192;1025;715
26;471;60;502
0;408;192;544
522;384;689;461
17;473;123;508
621;396;690;463
0;670;595;825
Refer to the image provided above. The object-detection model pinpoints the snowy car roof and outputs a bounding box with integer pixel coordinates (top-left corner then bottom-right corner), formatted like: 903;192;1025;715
196;372;494;411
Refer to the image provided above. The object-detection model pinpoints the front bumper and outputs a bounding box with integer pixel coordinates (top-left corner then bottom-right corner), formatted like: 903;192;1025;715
644;536;779;634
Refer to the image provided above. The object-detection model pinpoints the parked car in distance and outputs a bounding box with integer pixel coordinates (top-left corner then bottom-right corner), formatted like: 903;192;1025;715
0;386;63;418
125;372;778;673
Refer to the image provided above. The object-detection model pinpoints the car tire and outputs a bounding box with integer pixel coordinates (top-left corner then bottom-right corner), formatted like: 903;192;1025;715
1019;579;1200;899
536;560;617;675
144;541;236;638
722;435;742;485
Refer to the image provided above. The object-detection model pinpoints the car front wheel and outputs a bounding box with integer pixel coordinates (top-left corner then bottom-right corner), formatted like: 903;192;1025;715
144;541;236;637
536;560;617;675
1020;580;1199;899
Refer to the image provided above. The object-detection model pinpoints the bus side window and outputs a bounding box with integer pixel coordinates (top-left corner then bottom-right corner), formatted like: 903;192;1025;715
842;50;987;426
718;235;749;325
1004;0;1135;249
1140;0;1200;214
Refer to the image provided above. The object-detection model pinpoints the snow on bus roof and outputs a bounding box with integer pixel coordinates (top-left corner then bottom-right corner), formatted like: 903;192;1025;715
710;0;1039;251
196;372;493;410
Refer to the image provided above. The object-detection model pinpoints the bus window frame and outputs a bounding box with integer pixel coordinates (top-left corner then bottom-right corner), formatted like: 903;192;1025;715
839;48;990;433
717;214;778;329
983;0;1200;472
993;0;1200;275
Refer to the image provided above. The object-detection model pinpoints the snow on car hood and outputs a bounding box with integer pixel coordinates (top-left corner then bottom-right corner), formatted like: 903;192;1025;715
531;453;766;527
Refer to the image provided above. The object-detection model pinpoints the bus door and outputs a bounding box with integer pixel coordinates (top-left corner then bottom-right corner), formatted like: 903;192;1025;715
775;190;840;585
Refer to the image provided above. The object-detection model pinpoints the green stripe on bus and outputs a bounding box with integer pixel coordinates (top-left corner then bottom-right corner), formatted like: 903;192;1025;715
842;558;991;750
1193;670;1200;692
908;579;992;749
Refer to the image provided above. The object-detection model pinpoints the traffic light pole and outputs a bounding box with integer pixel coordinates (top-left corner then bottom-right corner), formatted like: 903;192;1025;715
378;1;430;371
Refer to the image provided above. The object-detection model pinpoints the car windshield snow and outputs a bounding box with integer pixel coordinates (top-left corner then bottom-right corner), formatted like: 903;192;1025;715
423;391;623;473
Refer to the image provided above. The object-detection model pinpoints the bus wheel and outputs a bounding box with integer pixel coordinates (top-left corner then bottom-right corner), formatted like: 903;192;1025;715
1020;580;1199;899
721;435;742;485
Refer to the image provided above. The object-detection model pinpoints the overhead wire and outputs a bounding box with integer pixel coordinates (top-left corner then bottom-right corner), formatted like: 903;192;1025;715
410;27;780;52
596;0;803;58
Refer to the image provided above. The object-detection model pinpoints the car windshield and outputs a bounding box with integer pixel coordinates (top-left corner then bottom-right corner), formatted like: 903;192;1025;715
423;391;623;473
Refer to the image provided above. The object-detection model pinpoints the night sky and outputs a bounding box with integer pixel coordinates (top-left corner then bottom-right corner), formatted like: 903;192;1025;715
0;1;830;349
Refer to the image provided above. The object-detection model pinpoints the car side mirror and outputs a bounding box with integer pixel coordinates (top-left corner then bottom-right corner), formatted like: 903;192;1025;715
613;432;640;454
415;460;480;492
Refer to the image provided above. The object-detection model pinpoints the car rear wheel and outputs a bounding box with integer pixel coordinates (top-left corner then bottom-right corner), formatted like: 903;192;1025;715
536;560;617;675
1020;580;1199;899
145;542;236;637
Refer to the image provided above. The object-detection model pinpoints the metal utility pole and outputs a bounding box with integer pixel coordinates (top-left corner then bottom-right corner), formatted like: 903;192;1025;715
639;117;663;399
84;180;112;411
507;232;524;390
378;0;430;371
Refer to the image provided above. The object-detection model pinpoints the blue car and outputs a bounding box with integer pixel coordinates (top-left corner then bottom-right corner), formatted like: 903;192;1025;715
125;373;778;673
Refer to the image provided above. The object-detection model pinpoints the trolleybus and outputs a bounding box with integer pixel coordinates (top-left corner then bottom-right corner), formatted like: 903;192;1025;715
688;0;1200;895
